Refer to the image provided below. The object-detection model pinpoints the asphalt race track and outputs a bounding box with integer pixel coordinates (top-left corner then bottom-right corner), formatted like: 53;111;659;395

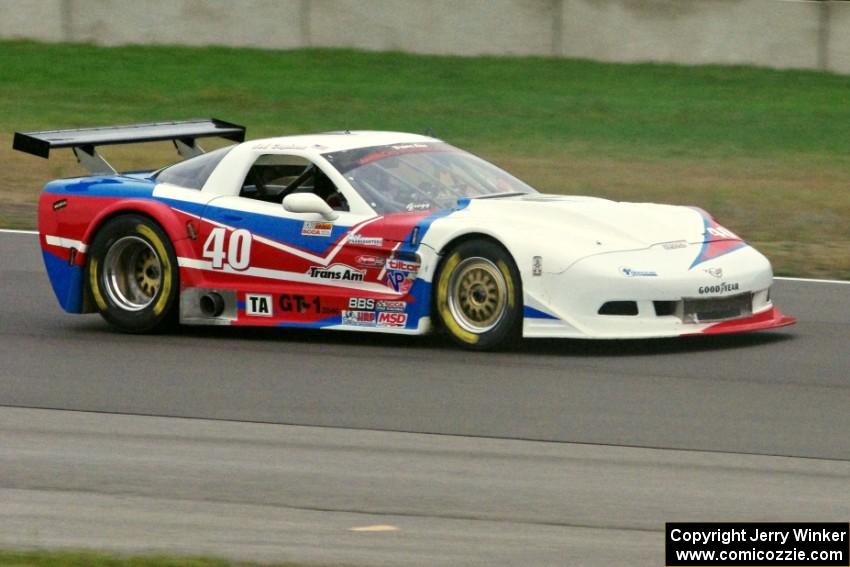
1;231;849;566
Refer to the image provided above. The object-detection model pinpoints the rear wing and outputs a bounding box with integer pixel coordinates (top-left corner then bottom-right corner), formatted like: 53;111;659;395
12;118;246;175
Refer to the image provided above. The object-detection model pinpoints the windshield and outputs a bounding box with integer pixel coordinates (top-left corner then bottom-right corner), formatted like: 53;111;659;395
322;142;537;215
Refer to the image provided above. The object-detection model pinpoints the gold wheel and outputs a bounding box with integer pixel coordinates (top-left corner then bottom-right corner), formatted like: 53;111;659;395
103;235;162;311
447;257;507;333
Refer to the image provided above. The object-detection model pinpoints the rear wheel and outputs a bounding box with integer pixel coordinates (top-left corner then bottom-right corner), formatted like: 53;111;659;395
434;240;522;350
87;214;179;333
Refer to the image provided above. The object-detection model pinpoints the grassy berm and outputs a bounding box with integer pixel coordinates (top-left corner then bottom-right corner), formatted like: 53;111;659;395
1;41;848;278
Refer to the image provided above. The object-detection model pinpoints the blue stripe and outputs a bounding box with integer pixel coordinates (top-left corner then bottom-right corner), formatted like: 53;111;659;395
523;306;558;320
276;315;342;328
44;176;155;198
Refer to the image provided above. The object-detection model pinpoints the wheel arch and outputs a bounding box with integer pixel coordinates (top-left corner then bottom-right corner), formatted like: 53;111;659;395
434;231;522;286
82;199;191;254
80;202;192;313
430;231;525;343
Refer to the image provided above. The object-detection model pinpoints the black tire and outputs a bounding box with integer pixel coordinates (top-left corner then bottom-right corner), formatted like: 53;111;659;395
86;214;179;333
433;239;522;350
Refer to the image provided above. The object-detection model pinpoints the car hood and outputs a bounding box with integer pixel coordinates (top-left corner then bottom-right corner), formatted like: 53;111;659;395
462;194;714;248
419;194;744;274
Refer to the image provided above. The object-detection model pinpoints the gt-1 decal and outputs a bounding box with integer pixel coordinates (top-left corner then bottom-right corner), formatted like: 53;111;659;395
245;293;273;316
301;221;333;237
203;227;252;270
279;294;324;313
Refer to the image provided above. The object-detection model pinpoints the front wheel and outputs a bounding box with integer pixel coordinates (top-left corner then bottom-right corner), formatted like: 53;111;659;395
434;240;522;350
87;214;179;333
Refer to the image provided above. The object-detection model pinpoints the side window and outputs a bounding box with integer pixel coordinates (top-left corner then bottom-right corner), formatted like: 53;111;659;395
240;154;349;211
155;145;234;190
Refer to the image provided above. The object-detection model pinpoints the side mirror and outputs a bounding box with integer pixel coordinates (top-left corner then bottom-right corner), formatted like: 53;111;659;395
282;193;339;221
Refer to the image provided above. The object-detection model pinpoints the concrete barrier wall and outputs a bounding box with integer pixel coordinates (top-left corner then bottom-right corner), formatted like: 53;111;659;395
1;0;849;73
559;0;823;70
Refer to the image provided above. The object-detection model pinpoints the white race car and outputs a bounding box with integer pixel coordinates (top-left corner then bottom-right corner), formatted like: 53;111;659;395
14;120;795;349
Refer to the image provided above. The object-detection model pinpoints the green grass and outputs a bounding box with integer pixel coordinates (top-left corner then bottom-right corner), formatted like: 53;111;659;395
4;40;850;160
0;550;336;567
1;40;848;277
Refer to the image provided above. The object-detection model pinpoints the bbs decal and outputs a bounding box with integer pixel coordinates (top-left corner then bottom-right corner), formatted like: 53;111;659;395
348;297;375;310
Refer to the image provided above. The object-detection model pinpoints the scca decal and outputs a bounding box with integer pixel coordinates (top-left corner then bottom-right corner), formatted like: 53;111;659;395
376;300;406;312
301;221;333;237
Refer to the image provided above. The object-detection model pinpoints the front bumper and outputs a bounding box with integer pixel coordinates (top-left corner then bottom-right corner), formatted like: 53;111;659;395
522;243;796;339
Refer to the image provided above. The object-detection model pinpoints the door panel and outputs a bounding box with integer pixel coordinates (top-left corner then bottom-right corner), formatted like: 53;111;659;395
193;196;403;326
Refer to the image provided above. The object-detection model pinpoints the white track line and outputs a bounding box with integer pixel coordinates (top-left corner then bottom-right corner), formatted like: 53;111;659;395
774;276;850;285
1;228;847;285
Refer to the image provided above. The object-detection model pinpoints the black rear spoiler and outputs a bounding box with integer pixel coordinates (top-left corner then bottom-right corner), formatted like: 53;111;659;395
13;118;246;175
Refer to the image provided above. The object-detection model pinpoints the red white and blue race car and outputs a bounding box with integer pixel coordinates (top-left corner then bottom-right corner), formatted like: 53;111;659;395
13;119;795;349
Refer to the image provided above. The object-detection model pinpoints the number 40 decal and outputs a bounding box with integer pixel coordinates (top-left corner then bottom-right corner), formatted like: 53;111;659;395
203;227;252;270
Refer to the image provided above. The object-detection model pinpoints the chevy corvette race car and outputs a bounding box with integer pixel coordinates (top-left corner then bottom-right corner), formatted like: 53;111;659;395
13;119;795;349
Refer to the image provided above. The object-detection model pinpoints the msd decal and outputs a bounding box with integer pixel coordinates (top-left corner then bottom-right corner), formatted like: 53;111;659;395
689;209;748;269
377;312;408;327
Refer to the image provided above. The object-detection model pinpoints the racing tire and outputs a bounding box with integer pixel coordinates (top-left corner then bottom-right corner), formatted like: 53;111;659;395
86;214;179;333
434;239;522;350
